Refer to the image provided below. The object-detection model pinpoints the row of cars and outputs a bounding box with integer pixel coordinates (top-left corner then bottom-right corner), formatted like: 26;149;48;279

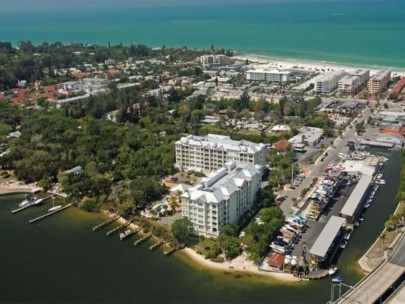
270;215;307;255
290;174;305;190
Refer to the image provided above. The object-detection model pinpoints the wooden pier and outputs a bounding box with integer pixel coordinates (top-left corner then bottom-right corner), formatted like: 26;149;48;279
11;195;55;214
93;216;120;231
106;218;135;236
164;244;185;256
134;228;154;246
29;203;72;224
149;240;164;251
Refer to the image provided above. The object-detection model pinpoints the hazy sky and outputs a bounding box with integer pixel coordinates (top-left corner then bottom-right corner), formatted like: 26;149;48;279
0;0;391;11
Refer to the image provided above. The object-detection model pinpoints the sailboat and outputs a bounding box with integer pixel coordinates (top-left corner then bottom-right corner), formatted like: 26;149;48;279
48;197;62;212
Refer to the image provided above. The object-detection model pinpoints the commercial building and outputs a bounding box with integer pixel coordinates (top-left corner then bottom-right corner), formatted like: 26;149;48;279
314;71;348;94
368;70;391;93
180;162;262;237
175;134;266;173
288;127;323;147
381;125;405;137
375;133;404;146
246;69;291;83
391;77;405;95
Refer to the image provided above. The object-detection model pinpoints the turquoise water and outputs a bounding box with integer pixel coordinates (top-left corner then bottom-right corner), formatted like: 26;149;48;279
1;0;405;68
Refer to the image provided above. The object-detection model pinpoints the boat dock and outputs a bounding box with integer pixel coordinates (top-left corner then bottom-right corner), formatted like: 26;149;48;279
106;218;135;236
134;229;154;246
149;240;164;251
164;244;185;256
12;195;55;214
92;216;120;231
29;203;72;224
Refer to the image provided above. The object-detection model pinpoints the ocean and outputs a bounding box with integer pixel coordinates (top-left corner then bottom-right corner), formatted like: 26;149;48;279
0;0;405;68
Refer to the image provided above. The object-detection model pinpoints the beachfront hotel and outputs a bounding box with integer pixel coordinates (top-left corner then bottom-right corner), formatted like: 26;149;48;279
180;162;262;237
246;69;291;83
368;70;391;93
175;134;266;173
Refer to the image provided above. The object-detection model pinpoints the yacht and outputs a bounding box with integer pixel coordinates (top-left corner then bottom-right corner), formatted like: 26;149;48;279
18;195;43;208
120;229;133;240
376;179;386;185
343;232;351;240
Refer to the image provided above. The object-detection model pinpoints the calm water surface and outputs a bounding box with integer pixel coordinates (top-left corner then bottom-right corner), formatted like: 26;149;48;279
0;149;401;303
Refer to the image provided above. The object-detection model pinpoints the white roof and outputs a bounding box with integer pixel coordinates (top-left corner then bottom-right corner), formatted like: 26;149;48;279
176;134;264;154
170;184;192;193
271;125;291;132
180;162;261;204
341;175;372;217
341;160;376;176
310;216;345;258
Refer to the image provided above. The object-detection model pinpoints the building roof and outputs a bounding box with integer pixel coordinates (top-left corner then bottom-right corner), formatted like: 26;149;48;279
340;175;372;217
170;184;192;193
310;216;345;258
181;162;261;204
271;125;291;132
392;77;405;95
340;160;376;176
176;134;265;154
267;253;285;268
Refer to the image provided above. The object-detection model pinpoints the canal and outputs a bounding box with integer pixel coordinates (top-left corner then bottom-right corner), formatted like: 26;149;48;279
0;149;401;303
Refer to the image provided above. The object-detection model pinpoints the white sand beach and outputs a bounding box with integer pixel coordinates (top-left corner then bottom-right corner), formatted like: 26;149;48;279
234;54;405;77
181;247;298;282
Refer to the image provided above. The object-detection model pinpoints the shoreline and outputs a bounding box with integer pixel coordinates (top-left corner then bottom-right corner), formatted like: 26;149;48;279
102;211;297;282
180;247;298;283
234;53;405;77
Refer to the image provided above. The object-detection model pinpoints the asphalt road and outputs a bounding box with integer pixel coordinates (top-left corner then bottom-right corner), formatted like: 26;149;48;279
280;105;372;217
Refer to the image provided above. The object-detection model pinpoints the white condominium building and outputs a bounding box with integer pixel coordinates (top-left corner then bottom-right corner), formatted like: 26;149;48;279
351;69;370;86
338;75;361;93
246;69;291;82
175;134;266;173
181;162;262;237
314;71;348;94
200;54;227;65
368;70;391;93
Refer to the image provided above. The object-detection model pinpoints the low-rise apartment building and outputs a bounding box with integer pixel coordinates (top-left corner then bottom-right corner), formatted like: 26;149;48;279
180;162;262;237
175;134;266;173
246;69;291;83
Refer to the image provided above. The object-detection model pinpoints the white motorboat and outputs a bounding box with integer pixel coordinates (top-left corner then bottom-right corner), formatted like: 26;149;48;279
377;173;383;179
48;197;62;212
119;229;133;240
284;255;292;264
48;205;62;212
367;198;373;204
364;203;371;209
340;241;348;249
354;221;360;227
376;179;386;185
328;266;338;276
343;232;351;240
290;256;298;266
